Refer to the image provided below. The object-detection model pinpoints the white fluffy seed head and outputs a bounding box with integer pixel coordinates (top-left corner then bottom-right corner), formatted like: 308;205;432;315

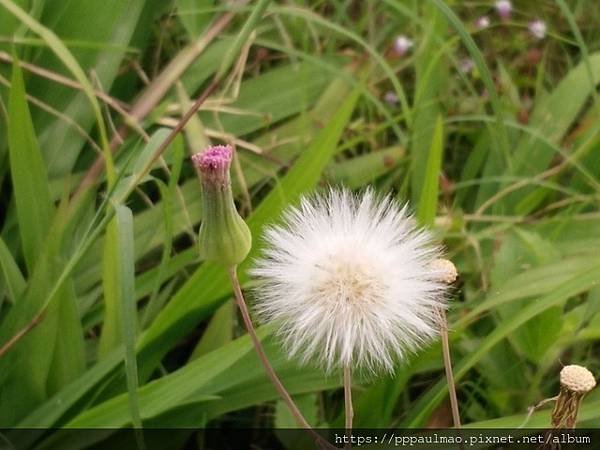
251;188;449;374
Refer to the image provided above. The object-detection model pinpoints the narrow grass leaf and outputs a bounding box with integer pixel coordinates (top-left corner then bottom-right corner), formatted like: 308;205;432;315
114;205;143;434
0;235;25;304
417;116;444;227
7;58;53;273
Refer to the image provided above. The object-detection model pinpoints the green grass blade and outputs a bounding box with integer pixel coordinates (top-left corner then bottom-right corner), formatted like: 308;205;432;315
215;0;271;81
417;115;444;227
114;205;143;435
0;0;113;180
0;235;25;305
7;57;53;273
410;3;448;205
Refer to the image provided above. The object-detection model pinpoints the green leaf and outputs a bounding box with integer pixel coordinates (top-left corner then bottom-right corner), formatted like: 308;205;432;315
0;0;113;178
188;302;233;361
0;235;25;305
402;262;600;426
417;116;444;227
410;3;447;205
113;205;142;432
7;57;53;273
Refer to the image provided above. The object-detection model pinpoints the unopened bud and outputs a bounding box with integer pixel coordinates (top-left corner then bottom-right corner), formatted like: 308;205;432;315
431;258;458;284
192;145;252;267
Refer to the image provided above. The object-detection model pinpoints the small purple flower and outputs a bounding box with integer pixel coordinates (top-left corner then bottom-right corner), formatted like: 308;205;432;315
393;35;413;56
383;91;399;107
192;144;251;266
475;16;490;29
528;19;547;40
192;144;233;187
458;58;475;74
494;0;512;20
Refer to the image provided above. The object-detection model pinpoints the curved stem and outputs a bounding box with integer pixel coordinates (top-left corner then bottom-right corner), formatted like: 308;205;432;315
227;267;335;449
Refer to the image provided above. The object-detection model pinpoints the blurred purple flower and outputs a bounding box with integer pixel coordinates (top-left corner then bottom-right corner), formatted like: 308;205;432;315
383;91;399;106
458;58;475;74
528;19;547;40
393;35;413;56
494;0;512;20
475;16;490;29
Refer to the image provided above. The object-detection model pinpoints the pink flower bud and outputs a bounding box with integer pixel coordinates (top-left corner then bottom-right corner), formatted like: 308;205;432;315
191;144;233;187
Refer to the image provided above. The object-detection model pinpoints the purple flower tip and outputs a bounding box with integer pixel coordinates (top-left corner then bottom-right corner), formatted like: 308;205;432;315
192;145;233;172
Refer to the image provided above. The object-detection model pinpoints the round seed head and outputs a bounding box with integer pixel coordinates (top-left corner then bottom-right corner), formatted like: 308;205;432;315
431;258;458;284
560;365;596;393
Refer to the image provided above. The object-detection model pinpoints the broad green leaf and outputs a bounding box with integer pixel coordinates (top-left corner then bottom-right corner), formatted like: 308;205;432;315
325;146;405;189
188;302;233;361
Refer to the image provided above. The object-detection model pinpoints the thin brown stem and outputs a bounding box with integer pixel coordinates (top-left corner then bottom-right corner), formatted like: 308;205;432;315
343;365;353;450
0;310;45;358
439;308;461;429
227;267;335;450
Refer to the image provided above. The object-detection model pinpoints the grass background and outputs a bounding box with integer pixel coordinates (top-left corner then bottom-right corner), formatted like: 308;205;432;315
0;0;599;448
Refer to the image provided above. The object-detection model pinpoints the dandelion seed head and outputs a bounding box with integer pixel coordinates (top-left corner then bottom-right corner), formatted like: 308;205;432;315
251;188;449;374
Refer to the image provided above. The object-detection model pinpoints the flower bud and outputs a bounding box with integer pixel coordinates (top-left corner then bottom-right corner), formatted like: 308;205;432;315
431;258;458;284
192;145;251;267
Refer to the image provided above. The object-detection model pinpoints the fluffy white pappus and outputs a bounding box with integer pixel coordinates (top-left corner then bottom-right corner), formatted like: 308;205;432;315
251;188;449;374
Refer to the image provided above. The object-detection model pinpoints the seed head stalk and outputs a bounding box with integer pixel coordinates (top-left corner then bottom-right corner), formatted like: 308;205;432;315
228;267;334;450
432;258;461;429
343;365;354;450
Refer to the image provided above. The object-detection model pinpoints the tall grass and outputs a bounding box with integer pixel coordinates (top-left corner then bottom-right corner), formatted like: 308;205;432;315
0;0;599;447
